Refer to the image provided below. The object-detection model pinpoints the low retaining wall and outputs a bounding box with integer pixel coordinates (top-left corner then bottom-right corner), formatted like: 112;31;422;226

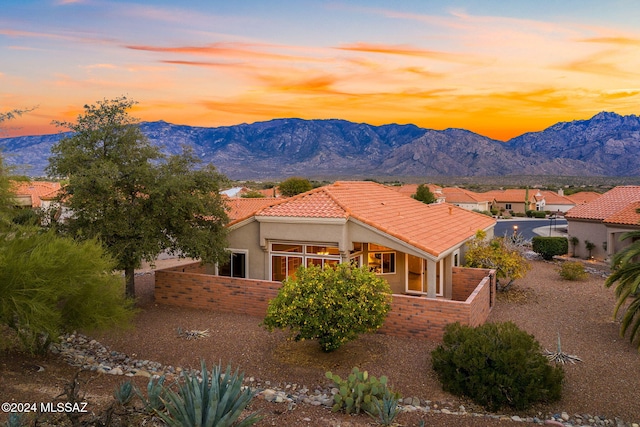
155;263;495;341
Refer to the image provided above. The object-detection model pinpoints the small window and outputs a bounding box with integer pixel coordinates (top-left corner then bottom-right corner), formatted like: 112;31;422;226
505;203;512;210
219;251;247;278
368;251;395;274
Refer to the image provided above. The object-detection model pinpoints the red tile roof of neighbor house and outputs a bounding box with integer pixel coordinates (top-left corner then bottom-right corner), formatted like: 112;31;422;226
565;186;640;225
441;187;490;204
236;181;495;257
225;197;281;221
604;201;640;226
394;183;443;197
10;181;61;207
565;191;602;205
481;188;535;203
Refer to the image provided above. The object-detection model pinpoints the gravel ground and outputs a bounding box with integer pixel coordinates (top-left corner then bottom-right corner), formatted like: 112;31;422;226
91;258;640;426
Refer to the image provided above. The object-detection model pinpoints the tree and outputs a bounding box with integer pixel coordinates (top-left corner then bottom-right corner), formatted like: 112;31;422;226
279;177;312;197
0;109;133;354
465;230;531;291
47;97;229;299
412;184;436;204
605;227;640;350
262;264;392;352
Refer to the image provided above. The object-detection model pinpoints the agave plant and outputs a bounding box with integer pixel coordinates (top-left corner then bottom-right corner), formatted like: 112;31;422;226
137;375;167;413
544;333;582;365
113;380;136;405
157;360;261;427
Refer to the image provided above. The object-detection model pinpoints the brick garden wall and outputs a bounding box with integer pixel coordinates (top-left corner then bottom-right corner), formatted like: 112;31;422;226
155;263;495;341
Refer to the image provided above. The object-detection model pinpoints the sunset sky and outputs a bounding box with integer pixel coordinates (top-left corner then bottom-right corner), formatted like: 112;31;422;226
2;1;640;140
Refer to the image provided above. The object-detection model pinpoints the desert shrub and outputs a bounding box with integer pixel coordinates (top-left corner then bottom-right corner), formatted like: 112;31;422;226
532;236;568;260
531;211;547;218
263;264;391;352
326;367;400;416
559;261;588;281
158;361;261;427
431;322;564;411
0;231;134;354
465;230;530;291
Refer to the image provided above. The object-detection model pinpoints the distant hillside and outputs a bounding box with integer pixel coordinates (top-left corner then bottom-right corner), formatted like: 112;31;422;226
1;112;639;179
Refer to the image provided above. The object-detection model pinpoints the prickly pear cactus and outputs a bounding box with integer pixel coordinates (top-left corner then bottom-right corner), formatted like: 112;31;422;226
325;367;399;415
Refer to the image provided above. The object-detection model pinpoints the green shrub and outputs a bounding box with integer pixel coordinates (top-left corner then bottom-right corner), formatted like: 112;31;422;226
431;322;564;411
532;211;547;218
0;231;134;354
532;236;568;260
326;367;400;416
559;261;588;281
157;360;261;427
263;264;391;352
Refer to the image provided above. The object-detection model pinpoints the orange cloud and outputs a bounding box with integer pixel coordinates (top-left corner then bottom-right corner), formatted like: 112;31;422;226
336;42;480;64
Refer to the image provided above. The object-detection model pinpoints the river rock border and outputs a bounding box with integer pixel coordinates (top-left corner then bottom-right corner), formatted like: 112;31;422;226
50;333;638;427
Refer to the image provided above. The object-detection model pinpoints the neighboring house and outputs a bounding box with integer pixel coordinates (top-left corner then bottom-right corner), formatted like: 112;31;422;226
482;189;537;215
535;189;576;214
11;180;61;208
440;187;492;212
221;186;281;198
565;186;640;260
156;181;497;340
565;191;601;206
394;183;445;203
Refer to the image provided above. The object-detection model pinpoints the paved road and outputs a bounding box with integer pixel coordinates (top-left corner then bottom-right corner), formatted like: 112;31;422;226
494;218;567;240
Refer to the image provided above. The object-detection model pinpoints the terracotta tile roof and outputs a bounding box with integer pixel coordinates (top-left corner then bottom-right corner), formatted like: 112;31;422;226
225;197;280;222
249;181;495;257
10;181;61;208
394;183;442;197
565;186;640;223
441;187;490;204
536;190;575;205
603;201;640;226
481;189;535;203
565;191;602;205
257;188;347;219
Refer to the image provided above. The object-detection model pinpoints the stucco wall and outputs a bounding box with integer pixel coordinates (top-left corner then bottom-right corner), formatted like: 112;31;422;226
567;219;608;259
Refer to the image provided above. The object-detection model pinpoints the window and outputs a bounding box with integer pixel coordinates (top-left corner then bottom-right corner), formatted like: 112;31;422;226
270;242;341;281
218;251;247;278
368;251;396;274
505;203;512;210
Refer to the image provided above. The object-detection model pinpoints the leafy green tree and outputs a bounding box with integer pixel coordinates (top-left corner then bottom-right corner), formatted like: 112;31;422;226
605;226;640;350
241;189;265;198
47;97;229;299
412;184;436;204
263;264;392;352
465;230;531;291
278;177;313;197
0;109;133;354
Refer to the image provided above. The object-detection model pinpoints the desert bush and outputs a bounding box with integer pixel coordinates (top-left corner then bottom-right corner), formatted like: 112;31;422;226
158;360;261;427
559;261;588;281
431;322;564;411
325;367;400;416
532;236;568;260
0;231;134;354
465;230;531;291
263;264;391;352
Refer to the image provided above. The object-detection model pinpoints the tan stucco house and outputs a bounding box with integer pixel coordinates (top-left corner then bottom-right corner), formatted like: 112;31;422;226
565;186;640;260
156;181;498;340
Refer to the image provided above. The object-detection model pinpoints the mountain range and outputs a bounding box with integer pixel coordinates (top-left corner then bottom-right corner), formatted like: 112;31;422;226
1;111;638;179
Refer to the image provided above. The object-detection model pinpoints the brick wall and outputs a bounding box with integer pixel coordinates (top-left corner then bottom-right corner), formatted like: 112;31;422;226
155;263;280;317
155;263;495;341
